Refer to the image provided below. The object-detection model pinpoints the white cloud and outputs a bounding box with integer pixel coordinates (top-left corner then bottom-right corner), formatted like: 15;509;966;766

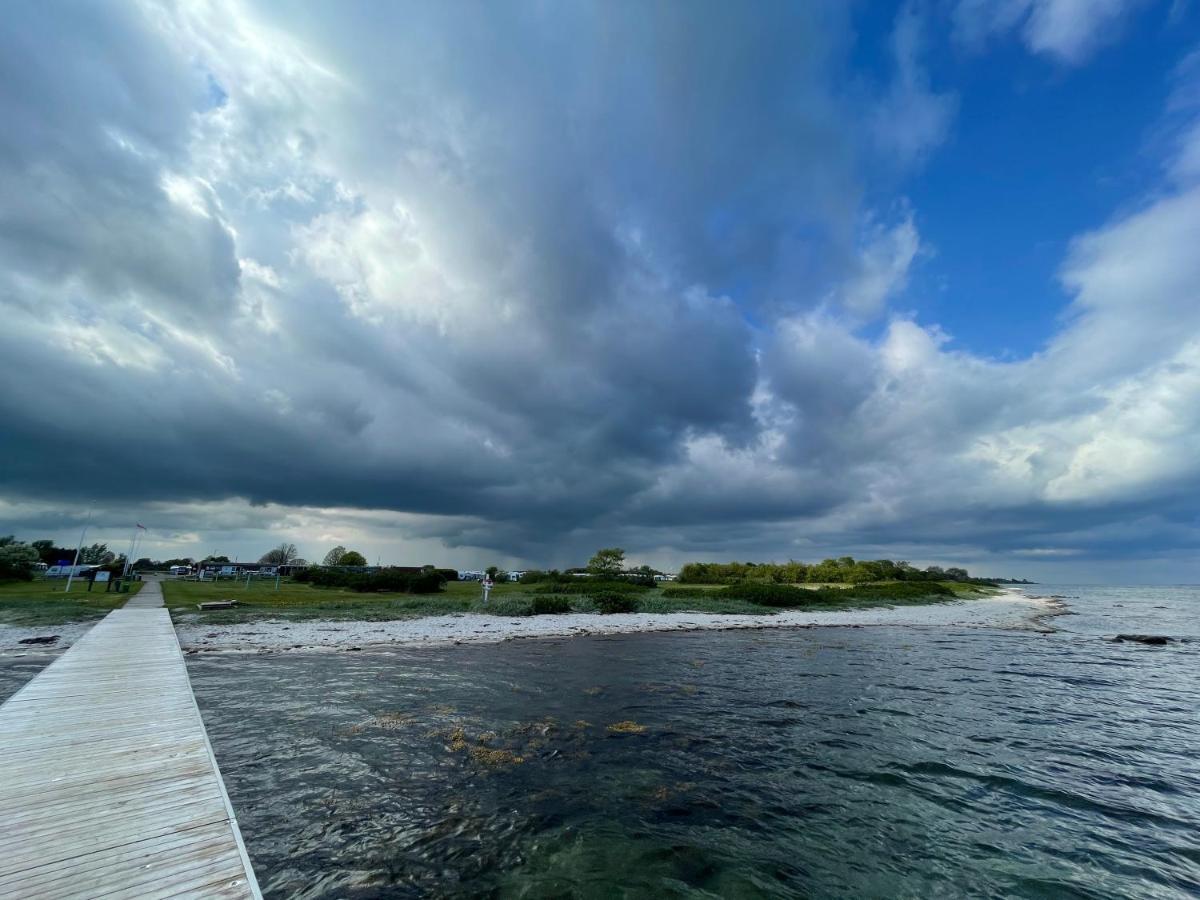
1;0;1199;579
954;0;1151;63
835;212;922;316
871;4;957;165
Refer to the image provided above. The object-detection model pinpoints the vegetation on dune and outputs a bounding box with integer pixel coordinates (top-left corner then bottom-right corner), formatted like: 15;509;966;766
533;579;653;595
592;592;640;614
678;557;992;586
720;580;956;608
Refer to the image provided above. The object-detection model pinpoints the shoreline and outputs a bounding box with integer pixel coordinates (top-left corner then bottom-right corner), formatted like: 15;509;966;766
174;587;1055;654
0;588;1058;657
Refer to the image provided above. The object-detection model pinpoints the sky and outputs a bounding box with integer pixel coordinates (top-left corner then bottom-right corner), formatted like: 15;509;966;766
1;0;1199;582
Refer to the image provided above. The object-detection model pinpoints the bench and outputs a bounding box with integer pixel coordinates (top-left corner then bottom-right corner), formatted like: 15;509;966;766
197;600;239;611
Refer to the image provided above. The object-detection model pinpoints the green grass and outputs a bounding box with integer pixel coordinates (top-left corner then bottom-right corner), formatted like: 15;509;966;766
0;578;144;627
158;576;988;623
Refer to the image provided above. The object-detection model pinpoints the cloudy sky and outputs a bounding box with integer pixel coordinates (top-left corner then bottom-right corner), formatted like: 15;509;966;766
2;0;1198;581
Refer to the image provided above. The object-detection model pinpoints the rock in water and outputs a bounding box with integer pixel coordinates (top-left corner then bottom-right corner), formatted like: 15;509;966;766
17;635;59;645
1113;634;1172;645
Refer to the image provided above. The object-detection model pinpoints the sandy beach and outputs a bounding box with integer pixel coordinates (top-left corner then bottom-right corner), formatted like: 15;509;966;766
0;589;1062;656
174;587;1060;654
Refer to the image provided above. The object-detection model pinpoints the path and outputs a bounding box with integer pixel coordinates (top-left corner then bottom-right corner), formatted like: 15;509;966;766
0;579;261;898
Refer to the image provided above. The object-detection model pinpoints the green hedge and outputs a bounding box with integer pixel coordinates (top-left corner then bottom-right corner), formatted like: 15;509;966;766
593;592;639;614
661;586;716;598
533;580;650;595
720;581;954;608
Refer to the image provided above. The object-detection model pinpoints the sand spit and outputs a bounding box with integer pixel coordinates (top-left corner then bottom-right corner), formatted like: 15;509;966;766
0;590;1056;657
171;588;1055;655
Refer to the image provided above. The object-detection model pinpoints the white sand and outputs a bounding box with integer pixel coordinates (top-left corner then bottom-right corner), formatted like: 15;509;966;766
0;589;1061;657
172;588;1060;654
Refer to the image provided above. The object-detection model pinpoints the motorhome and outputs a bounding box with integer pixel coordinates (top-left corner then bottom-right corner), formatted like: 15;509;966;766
45;564;99;578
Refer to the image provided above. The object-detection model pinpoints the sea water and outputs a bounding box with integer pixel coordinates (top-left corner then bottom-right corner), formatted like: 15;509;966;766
181;585;1200;898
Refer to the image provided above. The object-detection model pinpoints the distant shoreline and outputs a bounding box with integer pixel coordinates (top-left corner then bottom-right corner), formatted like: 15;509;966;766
156;587;1056;655
0;589;1061;657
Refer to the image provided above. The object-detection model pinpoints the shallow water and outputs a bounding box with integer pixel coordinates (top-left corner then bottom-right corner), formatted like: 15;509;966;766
186;585;1200;898
0;652;56;703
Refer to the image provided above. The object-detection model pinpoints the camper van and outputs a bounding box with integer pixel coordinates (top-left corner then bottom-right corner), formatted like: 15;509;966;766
46;564;99;578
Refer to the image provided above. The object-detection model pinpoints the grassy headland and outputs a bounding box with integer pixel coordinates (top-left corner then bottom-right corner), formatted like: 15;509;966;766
160;577;992;624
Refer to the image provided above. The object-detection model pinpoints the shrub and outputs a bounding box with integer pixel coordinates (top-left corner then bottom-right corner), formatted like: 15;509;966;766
0;541;38;582
720;580;955;608
302;566;445;594
661;586;714;598
486;597;533;616
529;595;571;615
435;568;458;583
593;592;638;614
719;583;812;607
406;569;446;594
534;580;649;595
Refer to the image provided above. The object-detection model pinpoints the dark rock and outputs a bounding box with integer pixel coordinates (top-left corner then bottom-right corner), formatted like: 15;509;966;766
1113;634;1173;645
18;635;59;645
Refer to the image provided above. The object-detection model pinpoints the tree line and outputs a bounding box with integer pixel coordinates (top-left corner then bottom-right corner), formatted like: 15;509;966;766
677;558;988;585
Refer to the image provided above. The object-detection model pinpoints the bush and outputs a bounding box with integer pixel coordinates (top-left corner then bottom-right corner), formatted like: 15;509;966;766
0;541;38;582
486;597;534;616
719;583;812;607
436;568;458;583
720;580;955;608
534;579;650;595
299;566;445;594
661;586;715;598
529;595;571;615
593;592;639;614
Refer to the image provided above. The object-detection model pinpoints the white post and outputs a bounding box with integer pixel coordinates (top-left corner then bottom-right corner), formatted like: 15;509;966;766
64;508;92;593
121;525;138;578
128;531;143;576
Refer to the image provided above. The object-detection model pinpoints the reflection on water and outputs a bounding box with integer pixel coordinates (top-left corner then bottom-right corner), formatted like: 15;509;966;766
186;586;1200;898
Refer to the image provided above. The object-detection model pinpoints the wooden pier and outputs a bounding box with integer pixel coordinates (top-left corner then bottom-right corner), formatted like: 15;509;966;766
0;580;261;898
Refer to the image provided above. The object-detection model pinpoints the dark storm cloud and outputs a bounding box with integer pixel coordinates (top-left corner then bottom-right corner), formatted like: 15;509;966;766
1;1;1199;577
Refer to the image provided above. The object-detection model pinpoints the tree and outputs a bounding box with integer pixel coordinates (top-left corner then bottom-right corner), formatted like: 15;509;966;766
587;547;625;577
30;540;74;565
322;545;348;566
338;550;367;567
260;543;299;566
79;543;110;564
0;541;39;581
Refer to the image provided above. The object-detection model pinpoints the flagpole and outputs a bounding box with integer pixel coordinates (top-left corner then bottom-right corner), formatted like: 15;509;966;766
65;505;93;593
129;531;143;574
123;524;147;578
122;525;138;578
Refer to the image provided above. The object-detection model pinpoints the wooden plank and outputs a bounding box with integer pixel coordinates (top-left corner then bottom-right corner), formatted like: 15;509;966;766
0;580;261;899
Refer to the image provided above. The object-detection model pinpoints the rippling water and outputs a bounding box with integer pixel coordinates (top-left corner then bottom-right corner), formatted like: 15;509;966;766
182;586;1200;898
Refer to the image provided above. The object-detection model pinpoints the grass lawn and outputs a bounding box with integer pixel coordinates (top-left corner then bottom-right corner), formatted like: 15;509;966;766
0;578;144;627
161;577;989;623
164;578;475;624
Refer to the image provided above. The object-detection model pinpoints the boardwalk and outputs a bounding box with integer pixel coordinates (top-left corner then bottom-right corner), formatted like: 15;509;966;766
0;580;261;899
